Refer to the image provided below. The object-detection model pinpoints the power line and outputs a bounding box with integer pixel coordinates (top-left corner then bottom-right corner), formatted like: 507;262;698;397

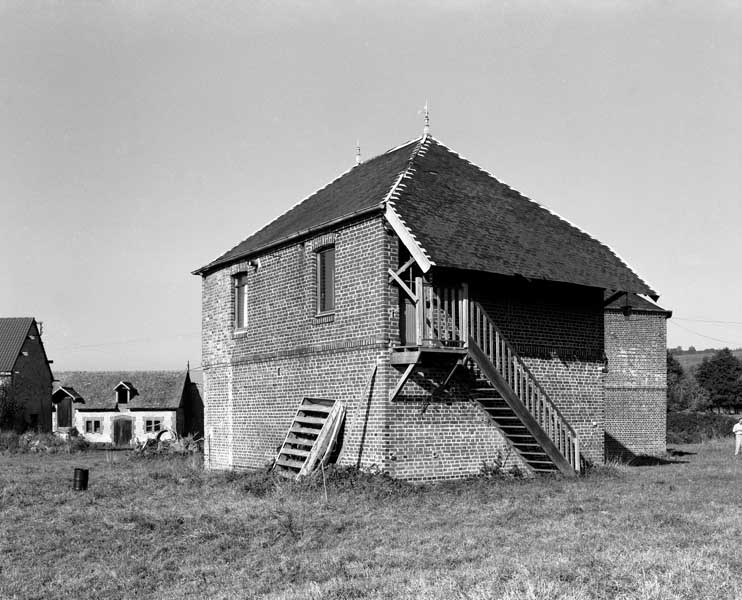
674;317;742;326
668;320;741;346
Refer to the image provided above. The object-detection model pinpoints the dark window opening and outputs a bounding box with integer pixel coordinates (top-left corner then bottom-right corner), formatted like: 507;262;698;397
234;273;248;329
317;247;335;314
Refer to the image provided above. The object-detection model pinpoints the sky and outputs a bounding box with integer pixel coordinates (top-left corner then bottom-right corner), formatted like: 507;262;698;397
1;0;740;371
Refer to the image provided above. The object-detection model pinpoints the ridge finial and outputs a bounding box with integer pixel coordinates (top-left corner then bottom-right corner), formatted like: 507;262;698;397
355;140;361;165
423;100;430;136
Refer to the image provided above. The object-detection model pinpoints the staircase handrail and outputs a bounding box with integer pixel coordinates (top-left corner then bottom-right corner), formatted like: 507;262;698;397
468;301;581;473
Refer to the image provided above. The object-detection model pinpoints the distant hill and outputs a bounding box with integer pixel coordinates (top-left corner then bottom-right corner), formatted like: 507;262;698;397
672;349;742;374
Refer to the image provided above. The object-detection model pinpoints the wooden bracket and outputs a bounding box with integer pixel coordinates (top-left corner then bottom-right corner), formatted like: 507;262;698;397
389;363;415;401
387;268;417;302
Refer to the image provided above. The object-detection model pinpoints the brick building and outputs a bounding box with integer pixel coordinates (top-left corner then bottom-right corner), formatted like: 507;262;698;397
195;133;669;480
0;318;54;432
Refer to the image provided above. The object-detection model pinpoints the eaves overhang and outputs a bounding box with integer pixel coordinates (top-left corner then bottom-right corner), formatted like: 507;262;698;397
193;205;385;277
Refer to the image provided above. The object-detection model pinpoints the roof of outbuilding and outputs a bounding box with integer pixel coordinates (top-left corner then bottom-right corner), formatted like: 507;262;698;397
0;318;35;373
52;385;84;402
195;135;656;297
604;292;671;316
55;371;187;411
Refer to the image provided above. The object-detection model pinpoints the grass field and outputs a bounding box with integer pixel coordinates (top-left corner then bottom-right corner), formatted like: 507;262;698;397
2;443;742;600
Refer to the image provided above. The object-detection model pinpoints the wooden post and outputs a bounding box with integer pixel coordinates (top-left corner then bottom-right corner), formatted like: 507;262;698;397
415;277;423;346
573;436;580;473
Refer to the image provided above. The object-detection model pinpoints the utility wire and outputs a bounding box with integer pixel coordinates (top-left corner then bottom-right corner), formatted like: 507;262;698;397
668;320;741;346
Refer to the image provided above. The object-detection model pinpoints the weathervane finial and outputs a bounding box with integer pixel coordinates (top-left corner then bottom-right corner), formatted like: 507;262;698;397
423;100;430;136
355;140;361;166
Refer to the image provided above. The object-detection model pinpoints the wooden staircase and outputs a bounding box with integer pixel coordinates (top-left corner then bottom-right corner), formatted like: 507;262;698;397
470;368;559;473
467;301;581;476
274;398;345;479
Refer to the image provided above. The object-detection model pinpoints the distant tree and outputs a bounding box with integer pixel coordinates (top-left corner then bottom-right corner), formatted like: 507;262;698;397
688;346;697;353
667;352;711;412
696;348;742;412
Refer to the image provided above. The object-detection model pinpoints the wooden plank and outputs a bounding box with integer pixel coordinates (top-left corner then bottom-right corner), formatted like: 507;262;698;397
394;256;416;278
389;363;415;401
276;457;305;469
294;415;328;426
415;277;424;345
390;350;421;365
461;283;469;346
300;402;346;476
285;434;316;446
290;424;322;435
299;403;333;414
387;268;417;302
282;447;310;457
384;204;433;273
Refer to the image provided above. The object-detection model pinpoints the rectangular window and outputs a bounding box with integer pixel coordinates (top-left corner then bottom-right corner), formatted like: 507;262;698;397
234;273;248;329
85;420;101;434
145;419;162;433
317;247;335;314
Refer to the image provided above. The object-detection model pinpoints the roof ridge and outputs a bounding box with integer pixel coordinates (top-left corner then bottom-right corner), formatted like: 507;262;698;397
195;138;422;274
382;135;436;268
429;137;656;298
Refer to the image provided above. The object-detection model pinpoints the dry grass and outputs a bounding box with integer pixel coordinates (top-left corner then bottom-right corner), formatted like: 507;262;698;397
2;442;742;599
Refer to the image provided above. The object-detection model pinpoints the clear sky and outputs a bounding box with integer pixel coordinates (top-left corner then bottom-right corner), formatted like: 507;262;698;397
1;1;740;371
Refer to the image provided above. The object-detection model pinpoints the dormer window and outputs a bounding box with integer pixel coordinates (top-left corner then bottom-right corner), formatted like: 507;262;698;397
114;382;137;405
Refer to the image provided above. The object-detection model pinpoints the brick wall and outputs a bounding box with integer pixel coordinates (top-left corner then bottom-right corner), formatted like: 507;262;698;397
604;309;667;458
11;322;53;432
471;276;606;464
389;361;529;481
200;216;393;470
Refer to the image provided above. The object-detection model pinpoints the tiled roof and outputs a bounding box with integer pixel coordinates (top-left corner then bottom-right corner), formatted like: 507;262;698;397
55;371;187;411
0;318;34;373
195;135;656;296
195;139;419;275
604;292;671;316
52;385;84;402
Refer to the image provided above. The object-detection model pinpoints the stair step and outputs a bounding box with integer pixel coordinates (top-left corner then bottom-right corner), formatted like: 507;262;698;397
281;447;310;458
290;424;322;435
299;403;333;414
285;434;316;446
275;457;305;469
294;415;328;426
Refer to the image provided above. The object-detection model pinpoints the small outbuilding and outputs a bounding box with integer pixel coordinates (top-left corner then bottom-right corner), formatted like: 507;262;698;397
54;370;203;445
0;317;54;431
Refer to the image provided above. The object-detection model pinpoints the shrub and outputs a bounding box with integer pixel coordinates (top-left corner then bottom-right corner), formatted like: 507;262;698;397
666;412;739;444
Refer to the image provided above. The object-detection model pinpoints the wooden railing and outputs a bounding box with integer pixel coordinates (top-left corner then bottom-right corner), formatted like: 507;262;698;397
468;301;581;474
415;280;468;347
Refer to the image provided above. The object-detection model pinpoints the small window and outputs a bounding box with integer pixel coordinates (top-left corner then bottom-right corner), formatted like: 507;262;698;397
116;388;128;404
317;247;335;314
85;420;101;434
145;419;162;433
234;273;248;330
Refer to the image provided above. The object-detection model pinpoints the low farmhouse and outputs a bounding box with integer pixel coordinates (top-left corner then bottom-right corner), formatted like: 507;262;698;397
194;132;670;480
0;318;54;432
53;370;203;445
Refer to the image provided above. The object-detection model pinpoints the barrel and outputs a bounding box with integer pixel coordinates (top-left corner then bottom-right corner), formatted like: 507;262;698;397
72;468;89;491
